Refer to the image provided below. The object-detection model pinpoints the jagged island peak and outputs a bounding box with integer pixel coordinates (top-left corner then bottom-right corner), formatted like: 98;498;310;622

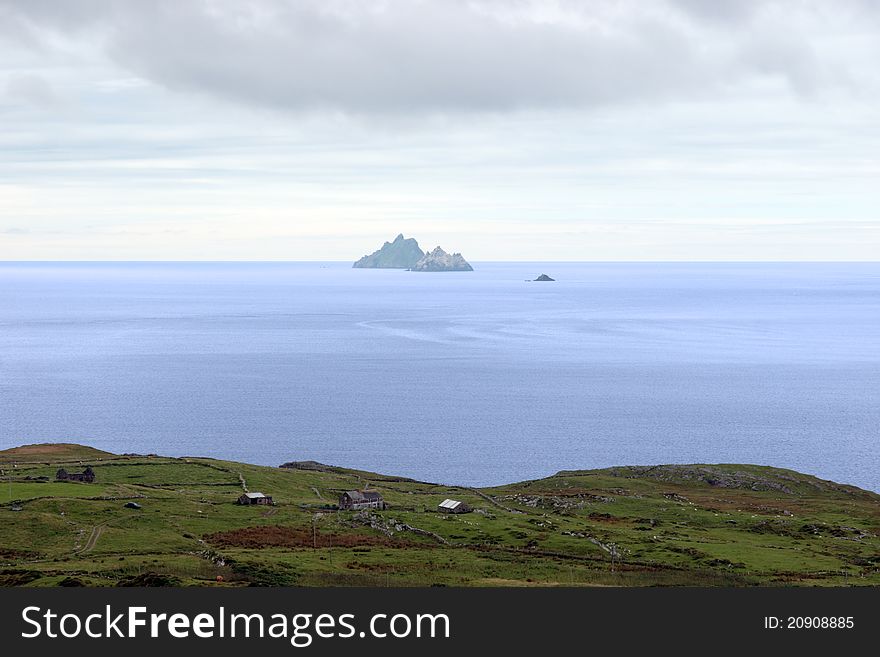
352;234;424;269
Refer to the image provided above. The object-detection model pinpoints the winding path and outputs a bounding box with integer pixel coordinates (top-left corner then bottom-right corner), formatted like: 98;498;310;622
78;525;105;554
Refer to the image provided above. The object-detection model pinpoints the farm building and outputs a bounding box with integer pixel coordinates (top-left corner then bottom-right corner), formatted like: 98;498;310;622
438;499;471;514
238;492;273;505
339;490;386;511
55;466;95;483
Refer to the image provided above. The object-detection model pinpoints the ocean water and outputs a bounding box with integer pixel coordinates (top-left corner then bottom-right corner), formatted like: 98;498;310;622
0;262;878;491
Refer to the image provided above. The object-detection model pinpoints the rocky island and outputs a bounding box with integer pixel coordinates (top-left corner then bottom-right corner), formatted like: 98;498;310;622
353;233;424;268
534;274;555;281
410;246;474;272
353;235;474;271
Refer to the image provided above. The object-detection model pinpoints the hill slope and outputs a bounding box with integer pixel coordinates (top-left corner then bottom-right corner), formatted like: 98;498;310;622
1;444;877;587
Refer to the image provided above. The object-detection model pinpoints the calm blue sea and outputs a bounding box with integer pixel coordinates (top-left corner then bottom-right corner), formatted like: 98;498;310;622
1;262;878;490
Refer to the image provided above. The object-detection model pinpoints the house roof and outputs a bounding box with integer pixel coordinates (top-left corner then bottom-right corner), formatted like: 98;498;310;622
344;490;383;502
439;499;464;510
243;492;268;499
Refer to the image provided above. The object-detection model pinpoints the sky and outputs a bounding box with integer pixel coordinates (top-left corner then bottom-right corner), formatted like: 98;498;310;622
1;0;879;261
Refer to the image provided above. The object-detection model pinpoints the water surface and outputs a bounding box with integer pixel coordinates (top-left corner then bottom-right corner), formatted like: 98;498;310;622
1;262;877;490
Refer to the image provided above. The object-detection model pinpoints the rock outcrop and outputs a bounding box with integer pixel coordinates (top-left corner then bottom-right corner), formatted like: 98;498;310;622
353;234;424;269
410;246;473;272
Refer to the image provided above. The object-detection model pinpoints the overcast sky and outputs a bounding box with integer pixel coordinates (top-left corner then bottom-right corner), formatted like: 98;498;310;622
1;0;879;260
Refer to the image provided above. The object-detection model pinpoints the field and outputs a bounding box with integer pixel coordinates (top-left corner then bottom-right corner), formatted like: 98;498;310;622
1;444;878;587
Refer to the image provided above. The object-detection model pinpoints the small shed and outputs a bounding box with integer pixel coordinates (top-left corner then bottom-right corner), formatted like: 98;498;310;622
238;492;273;505
339;490;386;511
438;499;471;514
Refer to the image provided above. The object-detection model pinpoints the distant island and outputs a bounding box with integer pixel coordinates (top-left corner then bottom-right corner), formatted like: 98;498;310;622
353;233;424;268
353;234;473;271
534;274;555;281
410;246;473;272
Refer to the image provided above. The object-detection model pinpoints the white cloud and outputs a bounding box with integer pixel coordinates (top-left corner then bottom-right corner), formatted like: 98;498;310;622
3;0;878;113
0;1;878;260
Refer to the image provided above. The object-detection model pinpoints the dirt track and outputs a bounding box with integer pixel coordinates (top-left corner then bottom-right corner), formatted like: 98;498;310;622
78;525;104;553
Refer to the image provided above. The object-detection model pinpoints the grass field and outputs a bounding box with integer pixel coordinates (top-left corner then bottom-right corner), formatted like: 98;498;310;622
1;443;878;587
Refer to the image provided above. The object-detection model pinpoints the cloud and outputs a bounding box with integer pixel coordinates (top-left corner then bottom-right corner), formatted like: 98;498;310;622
0;1;878;261
0;0;873;114
4;73;61;107
668;0;763;25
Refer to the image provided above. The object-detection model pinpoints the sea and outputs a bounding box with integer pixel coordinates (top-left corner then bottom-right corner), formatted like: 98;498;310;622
1;261;878;491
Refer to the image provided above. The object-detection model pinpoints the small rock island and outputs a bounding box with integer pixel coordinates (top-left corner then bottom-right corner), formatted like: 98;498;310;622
534;274;555;281
410;246;474;272
353;233;424;268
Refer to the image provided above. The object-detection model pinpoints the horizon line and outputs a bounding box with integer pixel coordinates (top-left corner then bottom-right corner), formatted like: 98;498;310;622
1;259;879;265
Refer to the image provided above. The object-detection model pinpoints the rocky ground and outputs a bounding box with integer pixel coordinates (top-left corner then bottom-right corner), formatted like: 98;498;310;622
1;444;878;587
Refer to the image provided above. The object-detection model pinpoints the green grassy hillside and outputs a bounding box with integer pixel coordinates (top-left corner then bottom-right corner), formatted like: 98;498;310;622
1;444;878;587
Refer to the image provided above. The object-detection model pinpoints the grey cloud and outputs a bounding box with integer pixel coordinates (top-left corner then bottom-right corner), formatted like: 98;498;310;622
107;3;707;112
0;0;874;114
668;0;764;25
5;73;61;107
